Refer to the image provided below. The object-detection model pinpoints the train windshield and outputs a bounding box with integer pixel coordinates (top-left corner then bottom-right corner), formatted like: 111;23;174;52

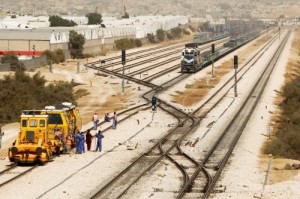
184;54;194;60
48;114;63;124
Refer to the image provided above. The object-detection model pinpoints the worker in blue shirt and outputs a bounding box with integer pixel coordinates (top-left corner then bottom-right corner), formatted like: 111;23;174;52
95;130;104;152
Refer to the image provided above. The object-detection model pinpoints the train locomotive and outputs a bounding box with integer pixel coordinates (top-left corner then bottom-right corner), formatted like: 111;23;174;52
180;43;202;73
8;102;81;164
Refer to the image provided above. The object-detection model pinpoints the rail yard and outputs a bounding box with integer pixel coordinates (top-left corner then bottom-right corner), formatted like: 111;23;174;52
0;26;299;199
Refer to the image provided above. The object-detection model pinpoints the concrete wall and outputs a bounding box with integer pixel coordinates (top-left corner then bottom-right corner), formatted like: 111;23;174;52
0;40;49;52
49;42;70;59
83;34;135;55
0;55;47;71
0;40;9;50
0;63;11;71
22;55;47;70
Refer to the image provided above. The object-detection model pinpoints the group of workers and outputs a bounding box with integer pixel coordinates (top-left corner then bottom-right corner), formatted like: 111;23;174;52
73;130;104;153
93;112;118;130
61;96;157;155
54;129;104;155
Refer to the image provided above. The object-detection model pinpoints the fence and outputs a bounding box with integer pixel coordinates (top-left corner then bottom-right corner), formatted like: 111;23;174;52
0;55;47;72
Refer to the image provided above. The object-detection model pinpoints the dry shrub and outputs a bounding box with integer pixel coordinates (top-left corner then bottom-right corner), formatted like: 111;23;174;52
262;29;300;160
283;163;294;170
74;89;90;100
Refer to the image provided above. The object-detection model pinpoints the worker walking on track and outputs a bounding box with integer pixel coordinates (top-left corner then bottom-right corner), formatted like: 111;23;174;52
75;132;82;154
95;130;104;152
86;129;92;151
92;113;99;130
112;112;118;129
151;96;157;111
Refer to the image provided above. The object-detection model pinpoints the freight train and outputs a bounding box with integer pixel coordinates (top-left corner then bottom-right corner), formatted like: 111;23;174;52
8;102;82;164
182;29;262;73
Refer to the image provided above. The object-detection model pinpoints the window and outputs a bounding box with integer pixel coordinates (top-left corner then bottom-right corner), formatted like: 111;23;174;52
48;114;63;124
184;54;194;60
29;119;38;127
22;120;27;127
40;120;45;127
26;131;34;142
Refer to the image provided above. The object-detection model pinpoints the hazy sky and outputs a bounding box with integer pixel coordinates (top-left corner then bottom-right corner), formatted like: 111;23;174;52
0;0;299;18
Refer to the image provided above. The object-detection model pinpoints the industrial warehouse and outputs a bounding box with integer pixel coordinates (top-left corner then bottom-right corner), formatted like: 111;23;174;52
0;15;188;58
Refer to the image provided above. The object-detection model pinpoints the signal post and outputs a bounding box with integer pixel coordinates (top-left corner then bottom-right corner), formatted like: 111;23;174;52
211;44;215;77
234;55;238;97
122;49;126;93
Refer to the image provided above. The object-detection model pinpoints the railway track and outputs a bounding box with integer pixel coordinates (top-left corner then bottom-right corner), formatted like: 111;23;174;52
0;24;285;199
0;164;38;188
86;30;286;198
95;39;228;77
177;30;291;198
10;30;273;199
100;38;229;68
199;30;291;199
101;42;188;64
1;31;277;198
90;91;194;198
0;104;150;190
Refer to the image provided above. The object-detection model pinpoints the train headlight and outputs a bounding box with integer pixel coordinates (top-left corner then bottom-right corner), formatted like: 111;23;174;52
11;147;18;154
36;147;43;155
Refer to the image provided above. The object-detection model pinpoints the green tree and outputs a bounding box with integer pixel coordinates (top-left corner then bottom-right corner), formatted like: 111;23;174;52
114;38;135;50
147;34;156;43
86;13;102;25
69;31;85;59
134;39;142;47
171;27;182;38
156;29;165;42
198;22;209;32
42;50;59;64
166;32;173;40
0;52;24;71
0;70;75;124
42;49;65;64
183;29;190;35
54;49;65;62
49;15;77;27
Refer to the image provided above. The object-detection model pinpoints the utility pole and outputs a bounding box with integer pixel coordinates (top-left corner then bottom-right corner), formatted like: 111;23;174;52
211;44;215;77
0;125;3;149
122;49;126;93
48;60;52;73
77;61;80;73
234;55;238;97
121;0;125;16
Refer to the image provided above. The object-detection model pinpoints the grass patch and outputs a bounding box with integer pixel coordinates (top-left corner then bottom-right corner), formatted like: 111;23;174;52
185;84;193;88
175;91;183;94
197;85;214;89
283;163;294;170
74;89;90;99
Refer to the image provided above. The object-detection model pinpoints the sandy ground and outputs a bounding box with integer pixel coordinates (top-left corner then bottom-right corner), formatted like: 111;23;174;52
0;28;299;198
211;29;300;199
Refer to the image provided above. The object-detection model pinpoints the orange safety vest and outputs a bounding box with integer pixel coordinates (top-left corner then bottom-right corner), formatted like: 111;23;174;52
66;139;72;146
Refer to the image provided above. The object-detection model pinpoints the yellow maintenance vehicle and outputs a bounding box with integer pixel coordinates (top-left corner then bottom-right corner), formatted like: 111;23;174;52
8;102;81;164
